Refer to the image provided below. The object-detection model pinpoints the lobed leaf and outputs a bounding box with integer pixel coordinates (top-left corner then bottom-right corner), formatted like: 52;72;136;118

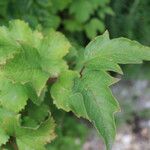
0;20;71;149
51;31;150;150
0;20;70;113
38;29;71;77
85;31;150;64
0;107;56;150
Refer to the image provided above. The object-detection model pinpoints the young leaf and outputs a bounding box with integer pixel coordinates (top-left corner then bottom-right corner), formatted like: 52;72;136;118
51;31;150;150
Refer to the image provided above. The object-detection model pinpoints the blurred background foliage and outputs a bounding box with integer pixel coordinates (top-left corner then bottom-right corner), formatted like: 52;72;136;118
108;0;150;46
0;0;113;43
0;0;149;149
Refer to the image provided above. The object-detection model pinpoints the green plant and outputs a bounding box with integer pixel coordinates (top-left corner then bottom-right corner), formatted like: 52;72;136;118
46;113;87;150
0;20;150;150
0;0;113;43
108;0;150;46
106;0;150;80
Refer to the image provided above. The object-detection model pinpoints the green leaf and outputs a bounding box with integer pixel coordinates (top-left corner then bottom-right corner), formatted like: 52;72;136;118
0;108;56;149
0;107;19;136
42;15;61;29
1;43;49;96
85;31;150;64
0;76;28;113
85;18;105;39
63;20;83;32
26;102;49;123
0;20;70;112
69;0;93;23
51;71;87;116
0;128;9;145
16;117;56;150
21;116;38;128
0;0;9;17
51;70;119;149
0;26;20;65
51;31;150;150
51;0;71;11
38;29;71;77
8;20;43;48
0;20;72;149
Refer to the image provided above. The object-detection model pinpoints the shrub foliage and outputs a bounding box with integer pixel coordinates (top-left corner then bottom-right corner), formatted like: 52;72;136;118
0;20;150;150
